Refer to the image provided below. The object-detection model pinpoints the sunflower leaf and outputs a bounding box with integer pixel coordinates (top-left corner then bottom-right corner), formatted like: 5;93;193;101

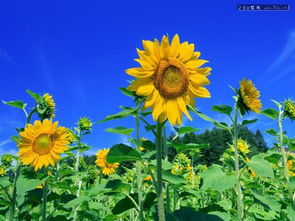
212;105;232;115
2;100;27;109
107;144;142;163
26;89;41;102
260;108;279;120
105;127;134;136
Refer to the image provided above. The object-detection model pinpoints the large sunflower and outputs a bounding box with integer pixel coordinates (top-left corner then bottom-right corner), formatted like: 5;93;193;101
17;119;69;171
126;34;211;125
95;149;119;175
239;79;262;113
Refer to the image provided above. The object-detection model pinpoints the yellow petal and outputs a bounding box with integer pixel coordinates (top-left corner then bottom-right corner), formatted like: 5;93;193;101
185;59;208;69
189;74;210;87
177;97;192;121
189;85;211;98
166;99;179;125
170;34;180;57
126;68;153;78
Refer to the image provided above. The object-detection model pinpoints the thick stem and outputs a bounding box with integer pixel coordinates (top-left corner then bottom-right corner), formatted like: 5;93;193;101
9;162;21;221
278;110;294;204
135;111;144;221
156;121;165;221
42;180;48;221
233;104;244;221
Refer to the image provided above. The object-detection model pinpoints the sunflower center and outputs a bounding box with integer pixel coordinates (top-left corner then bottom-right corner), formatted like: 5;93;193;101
33;134;53;155
153;58;188;99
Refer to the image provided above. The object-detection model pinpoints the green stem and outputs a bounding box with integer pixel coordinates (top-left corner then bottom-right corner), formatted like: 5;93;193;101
73;181;82;221
42;179;48;221
278;109;294;205
156;121;165;221
233;104;244;221
9;161;21;221
26;108;36;124
135;112;144;221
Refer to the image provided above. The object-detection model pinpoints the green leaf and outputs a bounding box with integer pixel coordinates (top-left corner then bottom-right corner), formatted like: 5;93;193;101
241;119;258;126
107;144;141;163
173;207;223;221
188;106;229;130
168;142;209;153
212;105;232;115
208;211;230;221
2;100;27;109
287;138;295;151
287;205;295;221
201;165;237;192
251;190;281;211
141;140;156;151
119;87;135;98
143;192;157;210
63;195;91;208
16;173;44;196
217;199;232;211
105;127;134;136
271;99;282;109
162;171;186;185
0;177;10;189
265;129;277;136
150;160;172;171
248;155;274;178
260;108;279;120
26;89;41;102
174;126;201;135
10;135;20;144
112;194;138;215
98;107;137;123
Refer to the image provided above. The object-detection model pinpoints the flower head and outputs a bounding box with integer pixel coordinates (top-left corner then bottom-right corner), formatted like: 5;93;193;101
230;138;250;154
238;79;262;114
126;34;211;125
144;175;153;181
95;148;119;175
17;119;69;171
283;99;295;120
78;117;92;131
37;93;56;119
287;160;294;176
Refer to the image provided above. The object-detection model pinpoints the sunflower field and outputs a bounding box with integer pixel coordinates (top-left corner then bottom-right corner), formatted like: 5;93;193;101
0;35;295;221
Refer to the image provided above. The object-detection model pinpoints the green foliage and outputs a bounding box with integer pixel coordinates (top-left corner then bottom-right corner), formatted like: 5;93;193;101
107;143;141;163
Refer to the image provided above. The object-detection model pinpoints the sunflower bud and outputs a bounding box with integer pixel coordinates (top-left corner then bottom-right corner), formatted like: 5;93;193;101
0;167;6;176
1;154;13;167
78;117;92;131
66;129;76;144
37;93;56;119
283;99;295;120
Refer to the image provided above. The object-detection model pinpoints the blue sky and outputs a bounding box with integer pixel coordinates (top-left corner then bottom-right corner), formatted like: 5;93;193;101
0;0;294;155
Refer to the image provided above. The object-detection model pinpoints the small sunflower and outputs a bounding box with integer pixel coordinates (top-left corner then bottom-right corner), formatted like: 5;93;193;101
230;138;250;154
144;175;153;181
37;93;56;119
95;148;119;175
287;160;294;176
126;34;211;125
17;119;69;171
238;79;262;114
283;99;295;120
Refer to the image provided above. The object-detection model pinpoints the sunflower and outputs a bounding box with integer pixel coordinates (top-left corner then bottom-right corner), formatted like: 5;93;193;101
287;160;295;176
126;34;211;125
238;79;262;113
17;119;69;171
230;138;250;154
95;149;119;175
